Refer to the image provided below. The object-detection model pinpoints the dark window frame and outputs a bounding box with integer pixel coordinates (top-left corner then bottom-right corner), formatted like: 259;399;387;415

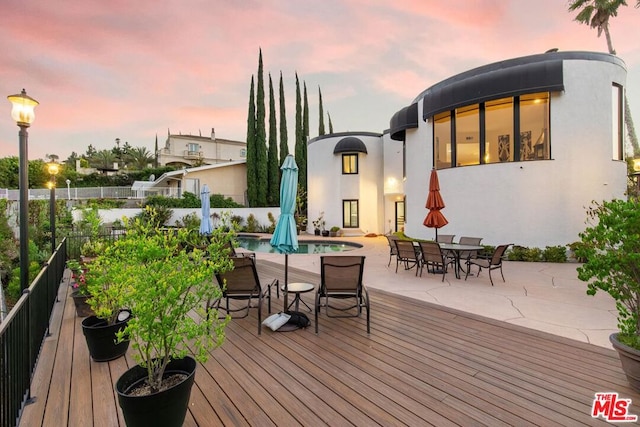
342;153;359;174
342;199;359;228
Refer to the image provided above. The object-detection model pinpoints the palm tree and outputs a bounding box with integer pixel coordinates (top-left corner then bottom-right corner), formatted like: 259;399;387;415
126;146;154;170
89;150;118;170
569;0;639;156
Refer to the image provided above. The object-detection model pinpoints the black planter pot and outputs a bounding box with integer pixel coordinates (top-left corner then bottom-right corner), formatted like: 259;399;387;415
321;230;330;237
610;333;640;392
116;356;197;427
81;312;130;362
314;229;320;236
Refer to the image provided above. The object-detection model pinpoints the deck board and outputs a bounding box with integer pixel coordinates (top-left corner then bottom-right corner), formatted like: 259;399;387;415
18;260;640;426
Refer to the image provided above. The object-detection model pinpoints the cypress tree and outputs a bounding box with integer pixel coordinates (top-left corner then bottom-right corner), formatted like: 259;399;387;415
246;76;257;206
279;71;289;166
267;73;279;206
294;73;303;190
318;86;325;136
328;111;334;134
300;81;309;193
255;49;268;206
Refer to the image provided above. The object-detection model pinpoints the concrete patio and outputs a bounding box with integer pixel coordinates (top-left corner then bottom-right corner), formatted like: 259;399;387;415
256;235;617;349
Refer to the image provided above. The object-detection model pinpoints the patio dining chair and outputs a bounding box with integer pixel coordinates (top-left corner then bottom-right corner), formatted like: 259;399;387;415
436;234;455;244
394;240;422;275
209;256;275;335
384;234;399;267
453;236;483;274
315;255;369;334
464;244;511;286
417;241;451;282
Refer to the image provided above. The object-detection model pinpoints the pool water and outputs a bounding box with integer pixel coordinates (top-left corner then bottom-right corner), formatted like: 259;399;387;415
237;237;362;254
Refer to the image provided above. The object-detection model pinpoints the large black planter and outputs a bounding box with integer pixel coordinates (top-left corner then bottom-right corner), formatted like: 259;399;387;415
116;356;197;427
610;333;640;392
81;312;130;362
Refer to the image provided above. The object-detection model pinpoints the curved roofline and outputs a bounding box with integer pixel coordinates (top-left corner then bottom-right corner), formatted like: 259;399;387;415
308;131;383;146
414;51;625;120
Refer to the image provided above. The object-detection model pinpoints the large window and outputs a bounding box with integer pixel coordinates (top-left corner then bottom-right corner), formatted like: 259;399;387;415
343;200;359;228
434;112;452;169
613;84;624;160
432;92;550;168
342;154;358;174
455;104;480;166
519;93;549;161
485;98;514;163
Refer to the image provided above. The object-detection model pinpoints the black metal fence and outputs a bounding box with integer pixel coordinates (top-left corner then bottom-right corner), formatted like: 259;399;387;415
63;228;124;260
0;239;67;427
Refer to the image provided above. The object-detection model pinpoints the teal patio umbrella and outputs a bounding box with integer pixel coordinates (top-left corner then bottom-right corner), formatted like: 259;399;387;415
199;184;212;235
270;155;299;310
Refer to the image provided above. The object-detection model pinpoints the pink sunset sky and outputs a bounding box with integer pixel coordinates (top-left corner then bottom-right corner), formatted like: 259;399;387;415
1;0;639;161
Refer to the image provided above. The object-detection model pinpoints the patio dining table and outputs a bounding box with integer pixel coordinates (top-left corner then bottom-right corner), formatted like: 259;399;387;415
437;243;484;279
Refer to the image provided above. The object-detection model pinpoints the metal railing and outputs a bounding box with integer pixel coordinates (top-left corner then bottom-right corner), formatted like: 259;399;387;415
0;240;67;427
1;186;180;201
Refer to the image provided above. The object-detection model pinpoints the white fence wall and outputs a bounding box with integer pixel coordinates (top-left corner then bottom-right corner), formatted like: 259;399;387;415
72;207;280;229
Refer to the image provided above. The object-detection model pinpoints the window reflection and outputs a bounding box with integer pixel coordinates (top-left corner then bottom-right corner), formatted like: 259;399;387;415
455;104;480;166
434;112;452;169
432;92;550;167
485;98;513;163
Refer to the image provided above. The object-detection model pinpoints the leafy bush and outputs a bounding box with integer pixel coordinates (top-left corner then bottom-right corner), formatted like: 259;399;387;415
210;194;243;208
542;246;567;263
576;199;640;348
523;247;543;262
175;212;201;231
245;214;260;233
266;212;277;233
567;241;588;262
507;245;527;261
134;205;173;228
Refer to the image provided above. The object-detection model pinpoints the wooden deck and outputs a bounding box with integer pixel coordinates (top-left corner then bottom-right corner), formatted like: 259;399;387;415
19;260;640;426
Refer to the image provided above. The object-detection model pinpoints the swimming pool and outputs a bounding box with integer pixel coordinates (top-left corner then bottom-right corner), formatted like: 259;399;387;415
237;236;362;254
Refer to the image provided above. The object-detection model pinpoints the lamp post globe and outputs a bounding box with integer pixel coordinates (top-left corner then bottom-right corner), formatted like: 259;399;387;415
7;89;38;291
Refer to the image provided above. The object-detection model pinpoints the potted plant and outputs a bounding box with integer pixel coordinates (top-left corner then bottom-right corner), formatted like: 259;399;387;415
312;212;325;236
80;239;107;264
67;259;93;317
81;249;132;362
113;209;233;427
576;199;640;391
329;226;340;237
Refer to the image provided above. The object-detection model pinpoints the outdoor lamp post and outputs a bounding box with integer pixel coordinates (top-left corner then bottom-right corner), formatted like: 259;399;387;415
7;89;39;292
66;178;71;201
47;162;59;253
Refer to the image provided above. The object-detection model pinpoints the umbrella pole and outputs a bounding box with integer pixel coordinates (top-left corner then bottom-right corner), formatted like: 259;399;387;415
283;254;288;311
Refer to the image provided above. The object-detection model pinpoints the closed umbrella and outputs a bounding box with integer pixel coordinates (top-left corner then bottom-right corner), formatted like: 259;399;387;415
269;155;299;311
199;184;212;235
423;168;448;240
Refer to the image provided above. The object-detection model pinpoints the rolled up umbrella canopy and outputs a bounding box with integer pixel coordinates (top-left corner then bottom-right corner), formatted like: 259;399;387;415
269;155;299;310
199;184;213;235
423;168;448;237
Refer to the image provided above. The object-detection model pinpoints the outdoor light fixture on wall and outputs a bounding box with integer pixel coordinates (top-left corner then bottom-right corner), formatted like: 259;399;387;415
7;89;39;291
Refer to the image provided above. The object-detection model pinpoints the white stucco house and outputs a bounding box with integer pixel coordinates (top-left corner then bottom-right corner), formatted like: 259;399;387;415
307;51;628;247
157;129;246;167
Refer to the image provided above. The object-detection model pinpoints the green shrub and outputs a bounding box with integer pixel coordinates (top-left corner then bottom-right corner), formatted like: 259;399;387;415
230;215;244;229
507;245;527;261
175;212;201;230
523;247;543;262
266;212;277;233
542;246;567;263
245;214;260;233
134;205;173;228
567;241;588;262
210;194;243;208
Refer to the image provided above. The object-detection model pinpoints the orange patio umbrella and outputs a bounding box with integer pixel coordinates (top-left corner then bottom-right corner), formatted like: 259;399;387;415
423;168;448;239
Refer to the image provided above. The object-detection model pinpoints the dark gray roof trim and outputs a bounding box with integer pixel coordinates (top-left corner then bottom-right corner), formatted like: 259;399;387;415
333;136;368;154
389;102;418;141
416;51;624;120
